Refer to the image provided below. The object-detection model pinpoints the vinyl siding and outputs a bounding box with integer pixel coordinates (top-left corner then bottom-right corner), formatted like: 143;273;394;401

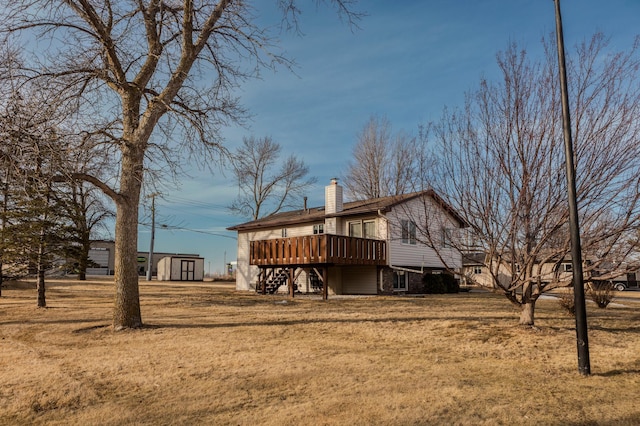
235;224;324;291
156;256;204;281
386;197;462;269
341;266;378;294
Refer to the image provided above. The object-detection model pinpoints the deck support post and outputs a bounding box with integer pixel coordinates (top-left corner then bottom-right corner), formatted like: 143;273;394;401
322;267;328;301
289;267;295;299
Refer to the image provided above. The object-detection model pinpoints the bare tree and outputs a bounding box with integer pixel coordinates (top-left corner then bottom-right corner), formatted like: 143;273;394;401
344;115;428;200
58;180;114;280
0;1;360;328
428;34;640;326
229;135;316;220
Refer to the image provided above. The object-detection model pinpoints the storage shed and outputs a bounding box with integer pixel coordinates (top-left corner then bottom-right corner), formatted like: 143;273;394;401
156;256;205;281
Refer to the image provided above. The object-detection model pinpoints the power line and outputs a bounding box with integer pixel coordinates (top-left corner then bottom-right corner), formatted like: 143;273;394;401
161;195;229;210
138;221;236;240
159;204;230;220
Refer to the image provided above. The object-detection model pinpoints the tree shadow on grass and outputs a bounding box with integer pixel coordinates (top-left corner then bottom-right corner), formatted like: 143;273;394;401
72;324;111;333
588;325;640;334
594;368;640;377
138;314;520;331
563;413;640;426
3;317;107;327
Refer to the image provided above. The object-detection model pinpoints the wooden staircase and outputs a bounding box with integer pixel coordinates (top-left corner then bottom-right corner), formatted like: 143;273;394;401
257;268;290;294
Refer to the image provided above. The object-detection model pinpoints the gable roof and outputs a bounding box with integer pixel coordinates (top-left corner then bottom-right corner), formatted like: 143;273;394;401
227;189;467;232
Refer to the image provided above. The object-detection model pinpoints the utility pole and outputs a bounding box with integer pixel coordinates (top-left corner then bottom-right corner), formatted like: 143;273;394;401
553;0;590;375
146;193;158;281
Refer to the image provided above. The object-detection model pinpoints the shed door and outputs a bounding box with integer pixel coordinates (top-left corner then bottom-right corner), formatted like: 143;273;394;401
181;260;195;281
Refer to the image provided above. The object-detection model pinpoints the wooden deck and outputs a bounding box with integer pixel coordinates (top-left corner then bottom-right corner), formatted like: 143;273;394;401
249;235;386;266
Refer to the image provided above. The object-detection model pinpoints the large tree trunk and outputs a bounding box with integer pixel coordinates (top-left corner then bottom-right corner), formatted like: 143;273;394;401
519;301;535;325
112;147;144;330
78;239;89;281
36;268;46;307
36;236;46;308
518;281;536;326
36;198;49;308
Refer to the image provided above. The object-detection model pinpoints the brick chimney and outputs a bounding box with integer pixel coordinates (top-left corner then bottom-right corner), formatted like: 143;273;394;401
325;178;343;214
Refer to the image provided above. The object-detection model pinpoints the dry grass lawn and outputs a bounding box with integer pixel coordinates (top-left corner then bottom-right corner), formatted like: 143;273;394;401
1;278;639;425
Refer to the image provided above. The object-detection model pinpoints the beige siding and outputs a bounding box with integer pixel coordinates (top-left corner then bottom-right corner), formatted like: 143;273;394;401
328;267;343;295
325;217;338;234
294;270;311;293
235;224;324;291
339;215;381;238
378;217;389;243
462;259;573;289
325;182;343;214
461;265;510;288
386;197;462;270
235;232;252;290
156;256;204;281
157;257;171;281
341;266;378;294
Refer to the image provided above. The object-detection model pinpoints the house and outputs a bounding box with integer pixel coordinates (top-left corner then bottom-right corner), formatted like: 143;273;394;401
460;252;493;288
460;251;580;289
461;251;640;291
227;179;467;297
156;256;205;281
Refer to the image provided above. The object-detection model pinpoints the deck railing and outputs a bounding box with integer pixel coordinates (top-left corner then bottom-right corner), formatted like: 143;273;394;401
249;234;386;266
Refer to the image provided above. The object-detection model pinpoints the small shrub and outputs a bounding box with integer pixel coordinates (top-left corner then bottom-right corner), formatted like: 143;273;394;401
558;288;575;316
440;273;460;293
422;274;445;294
587;280;615;309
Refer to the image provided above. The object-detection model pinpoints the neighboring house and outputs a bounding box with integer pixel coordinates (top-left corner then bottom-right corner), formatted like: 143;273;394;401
460;252;493;288
461;251;640;291
227;179;467;297
461;252;582;289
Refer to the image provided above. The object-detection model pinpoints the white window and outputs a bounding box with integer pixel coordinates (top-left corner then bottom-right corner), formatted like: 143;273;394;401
313;224;324;234
281;228;287;238
442;228;455;248
363;220;376;238
401;219;416;245
348;221;362;238
562;263;572;272
473;266;482;274
349;219;376;239
393;271;407;291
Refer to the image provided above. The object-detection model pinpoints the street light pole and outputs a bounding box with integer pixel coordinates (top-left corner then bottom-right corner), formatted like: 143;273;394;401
146;193;157;281
553;0;590;375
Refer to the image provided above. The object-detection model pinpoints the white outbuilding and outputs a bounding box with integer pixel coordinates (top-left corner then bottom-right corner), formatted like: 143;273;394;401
156;256;205;281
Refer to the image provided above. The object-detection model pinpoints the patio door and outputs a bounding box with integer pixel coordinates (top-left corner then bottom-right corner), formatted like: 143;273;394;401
181;260;195;281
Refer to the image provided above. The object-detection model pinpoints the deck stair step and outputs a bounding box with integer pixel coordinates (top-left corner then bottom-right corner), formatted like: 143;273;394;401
258;268;290;294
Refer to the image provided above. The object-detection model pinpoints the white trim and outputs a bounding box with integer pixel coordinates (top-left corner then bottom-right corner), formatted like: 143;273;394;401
391;265;424;274
393;270;407;291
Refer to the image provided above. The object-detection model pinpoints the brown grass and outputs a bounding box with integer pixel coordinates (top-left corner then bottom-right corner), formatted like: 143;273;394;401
1;278;639;425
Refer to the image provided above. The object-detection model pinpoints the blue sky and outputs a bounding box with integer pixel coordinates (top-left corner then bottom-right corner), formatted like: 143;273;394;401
134;1;640;274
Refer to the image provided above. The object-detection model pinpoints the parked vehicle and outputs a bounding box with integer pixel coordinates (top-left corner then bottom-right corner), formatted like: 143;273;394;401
613;281;627;291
